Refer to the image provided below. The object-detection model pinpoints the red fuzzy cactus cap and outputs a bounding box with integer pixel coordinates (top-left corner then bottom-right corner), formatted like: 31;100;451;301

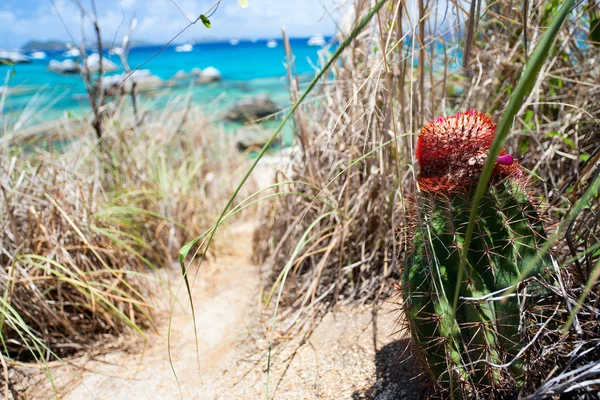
416;110;522;193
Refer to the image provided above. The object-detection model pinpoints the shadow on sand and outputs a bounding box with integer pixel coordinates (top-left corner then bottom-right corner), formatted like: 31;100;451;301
353;339;431;399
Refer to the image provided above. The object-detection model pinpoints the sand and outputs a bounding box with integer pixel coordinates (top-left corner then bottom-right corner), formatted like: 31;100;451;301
19;217;427;400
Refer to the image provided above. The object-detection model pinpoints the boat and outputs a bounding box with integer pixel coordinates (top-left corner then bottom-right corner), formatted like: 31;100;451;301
109;47;123;56
229;39;239;45
307;34;326;47
30;51;47;60
175;43;193;52
266;39;277;48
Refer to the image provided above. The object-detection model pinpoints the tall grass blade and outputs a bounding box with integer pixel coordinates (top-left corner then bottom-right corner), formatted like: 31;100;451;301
265;211;334;400
176;0;390;389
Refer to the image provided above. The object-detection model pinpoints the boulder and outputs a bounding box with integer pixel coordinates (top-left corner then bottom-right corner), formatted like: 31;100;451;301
103;69;162;94
173;70;188;79
85;53;118;73
0;51;31;64
235;125;279;151
196;66;222;84
62;48;81;57
48;55;118;75
224;95;281;122
48;59;78;74
30;51;46;60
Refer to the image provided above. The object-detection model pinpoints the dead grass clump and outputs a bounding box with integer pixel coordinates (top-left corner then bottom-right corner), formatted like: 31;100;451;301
69;102;249;264
253;0;416;331
463;1;600;191
522;167;600;398
0;156;153;362
0;96;250;369
254;0;599;396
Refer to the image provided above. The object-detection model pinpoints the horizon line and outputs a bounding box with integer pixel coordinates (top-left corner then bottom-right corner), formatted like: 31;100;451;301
15;34;336;51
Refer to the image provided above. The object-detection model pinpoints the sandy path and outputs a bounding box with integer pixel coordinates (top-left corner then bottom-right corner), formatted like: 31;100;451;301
28;221;424;399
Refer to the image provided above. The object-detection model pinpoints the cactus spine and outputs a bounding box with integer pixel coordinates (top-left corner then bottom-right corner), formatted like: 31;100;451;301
403;111;552;396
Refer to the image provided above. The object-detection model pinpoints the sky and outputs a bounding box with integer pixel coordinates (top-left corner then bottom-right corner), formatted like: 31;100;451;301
0;0;341;49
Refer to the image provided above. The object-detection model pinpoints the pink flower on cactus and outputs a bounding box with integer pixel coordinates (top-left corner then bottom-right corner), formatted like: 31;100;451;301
416;110;521;193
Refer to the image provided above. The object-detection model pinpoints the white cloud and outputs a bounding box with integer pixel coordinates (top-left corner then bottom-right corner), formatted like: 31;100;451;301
120;0;137;9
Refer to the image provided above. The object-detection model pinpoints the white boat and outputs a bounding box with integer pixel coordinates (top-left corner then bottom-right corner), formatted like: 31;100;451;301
175;43;193;52
266;39;277;48
62;48;81;57
229;39;239;45
109;47;123;56
307;34;326;47
30;51;47;60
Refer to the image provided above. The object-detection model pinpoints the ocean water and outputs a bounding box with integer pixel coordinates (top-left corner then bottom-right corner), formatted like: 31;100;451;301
1;37;332;140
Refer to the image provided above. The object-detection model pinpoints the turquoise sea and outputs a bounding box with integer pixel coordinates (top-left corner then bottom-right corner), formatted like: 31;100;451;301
1;37;332;140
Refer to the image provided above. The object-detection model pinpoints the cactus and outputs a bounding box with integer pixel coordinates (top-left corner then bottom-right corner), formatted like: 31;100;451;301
403;110;552;396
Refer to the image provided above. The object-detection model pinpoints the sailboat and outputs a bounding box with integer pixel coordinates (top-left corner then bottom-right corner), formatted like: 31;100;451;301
175;43;193;52
307;34;326;46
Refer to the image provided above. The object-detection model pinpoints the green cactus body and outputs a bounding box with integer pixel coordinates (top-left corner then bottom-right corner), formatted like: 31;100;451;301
403;111;552;396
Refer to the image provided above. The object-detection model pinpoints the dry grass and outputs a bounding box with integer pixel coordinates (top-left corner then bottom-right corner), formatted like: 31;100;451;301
254;0;599;397
253;0;413;331
0;92;250;395
0;0;598;397
1;155;153;361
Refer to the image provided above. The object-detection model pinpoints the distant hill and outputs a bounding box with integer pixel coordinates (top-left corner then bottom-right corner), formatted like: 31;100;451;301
21;40;68;51
21;39;152;52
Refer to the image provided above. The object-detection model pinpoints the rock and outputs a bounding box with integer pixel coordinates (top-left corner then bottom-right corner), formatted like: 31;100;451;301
224;95;281;122
173;70;188;79
48;54;118;75
0;51;31;64
103;69;162;94
48;59;78;74
62;48;81;57
85;53;118;73
196;66;222;84
235;125;279;151
30;51;46;60
190;67;203;76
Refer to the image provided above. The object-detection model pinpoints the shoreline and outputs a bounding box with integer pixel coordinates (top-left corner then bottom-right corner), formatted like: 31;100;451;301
1;73;304;137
